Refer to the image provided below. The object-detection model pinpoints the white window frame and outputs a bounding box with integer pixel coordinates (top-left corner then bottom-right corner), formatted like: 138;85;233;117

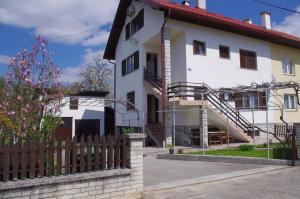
282;59;295;75
284;94;296;110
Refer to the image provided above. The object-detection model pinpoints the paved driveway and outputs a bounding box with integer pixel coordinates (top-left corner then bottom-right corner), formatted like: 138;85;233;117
144;166;299;199
144;156;267;186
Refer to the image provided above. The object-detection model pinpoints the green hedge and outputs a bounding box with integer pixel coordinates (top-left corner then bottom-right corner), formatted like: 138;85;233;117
239;144;254;151
273;147;292;160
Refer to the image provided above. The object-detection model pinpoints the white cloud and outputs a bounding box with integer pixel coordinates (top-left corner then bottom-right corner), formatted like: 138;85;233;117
273;6;300;37
60;48;106;83
0;55;10;65
0;0;118;46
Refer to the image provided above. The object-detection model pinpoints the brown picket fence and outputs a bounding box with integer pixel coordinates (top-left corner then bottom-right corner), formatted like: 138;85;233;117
0;135;128;182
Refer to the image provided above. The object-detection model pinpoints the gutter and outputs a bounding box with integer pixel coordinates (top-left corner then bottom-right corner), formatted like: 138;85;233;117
109;59;117;135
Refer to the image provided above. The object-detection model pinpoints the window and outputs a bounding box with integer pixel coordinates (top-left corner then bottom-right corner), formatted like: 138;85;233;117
235;92;266;110
240;49;257;70
282;59;294;75
122;51;139;76
193;40;206;55
284;95;296;110
125;9;144;40
70;98;79;110
131;9;144;35
127;91;135;110
219;45;230;59
125;23;131;40
220;92;234;101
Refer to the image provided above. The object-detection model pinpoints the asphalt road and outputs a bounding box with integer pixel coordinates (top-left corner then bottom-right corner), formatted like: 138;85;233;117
144;166;299;199
144;156;266;186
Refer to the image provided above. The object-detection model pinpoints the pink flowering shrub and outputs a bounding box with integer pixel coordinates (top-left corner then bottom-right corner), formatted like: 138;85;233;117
0;37;64;142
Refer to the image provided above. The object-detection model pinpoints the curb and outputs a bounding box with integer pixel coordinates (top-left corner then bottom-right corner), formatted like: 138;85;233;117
157;154;300;166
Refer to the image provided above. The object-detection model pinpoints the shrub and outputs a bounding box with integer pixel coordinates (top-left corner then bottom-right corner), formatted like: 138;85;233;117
239;144;255;151
273;147;292;160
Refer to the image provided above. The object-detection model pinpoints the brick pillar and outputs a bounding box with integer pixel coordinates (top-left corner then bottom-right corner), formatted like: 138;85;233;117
126;133;146;195
295;124;300;159
200;106;208;148
162;27;172;146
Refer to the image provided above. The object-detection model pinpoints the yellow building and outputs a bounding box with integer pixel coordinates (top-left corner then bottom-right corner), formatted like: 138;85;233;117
271;43;300;123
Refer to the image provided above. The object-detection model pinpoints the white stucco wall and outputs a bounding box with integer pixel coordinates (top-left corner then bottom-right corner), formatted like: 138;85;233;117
114;2;276;128
59;97;105;137
166;20;274;124
115;2;164;127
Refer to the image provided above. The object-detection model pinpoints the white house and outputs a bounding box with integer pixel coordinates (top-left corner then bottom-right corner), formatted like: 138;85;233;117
55;91;108;140
104;0;300;147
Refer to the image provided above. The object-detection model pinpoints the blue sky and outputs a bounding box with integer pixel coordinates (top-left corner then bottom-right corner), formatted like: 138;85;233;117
0;0;299;82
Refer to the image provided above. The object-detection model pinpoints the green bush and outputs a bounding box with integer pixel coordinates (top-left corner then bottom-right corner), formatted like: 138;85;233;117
273;147;292;160
239;144;255;151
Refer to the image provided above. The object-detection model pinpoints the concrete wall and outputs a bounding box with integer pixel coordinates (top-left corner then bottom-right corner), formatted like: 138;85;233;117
270;43;300;124
59;97;105;136
0;134;146;199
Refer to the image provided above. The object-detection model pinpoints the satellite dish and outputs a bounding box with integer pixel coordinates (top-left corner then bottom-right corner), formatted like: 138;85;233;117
127;6;136;17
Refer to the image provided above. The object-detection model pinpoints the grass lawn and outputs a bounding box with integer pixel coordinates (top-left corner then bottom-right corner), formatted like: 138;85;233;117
187;148;274;159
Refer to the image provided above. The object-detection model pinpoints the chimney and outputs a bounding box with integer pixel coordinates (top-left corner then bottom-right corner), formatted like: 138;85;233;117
182;0;190;6
260;11;271;29
195;0;206;10
244;18;253;24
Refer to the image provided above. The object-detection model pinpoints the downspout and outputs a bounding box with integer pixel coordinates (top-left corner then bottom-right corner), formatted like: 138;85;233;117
109;59;117;135
160;10;171;143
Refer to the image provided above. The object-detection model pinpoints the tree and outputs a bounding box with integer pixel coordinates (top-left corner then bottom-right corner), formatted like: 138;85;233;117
0;76;5;99
0;37;64;142
75;57;113;93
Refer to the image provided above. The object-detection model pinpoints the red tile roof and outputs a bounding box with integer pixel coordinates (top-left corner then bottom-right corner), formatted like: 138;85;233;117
104;0;300;60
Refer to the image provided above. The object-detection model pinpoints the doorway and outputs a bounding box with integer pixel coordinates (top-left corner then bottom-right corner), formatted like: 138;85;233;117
147;95;159;124
146;53;158;78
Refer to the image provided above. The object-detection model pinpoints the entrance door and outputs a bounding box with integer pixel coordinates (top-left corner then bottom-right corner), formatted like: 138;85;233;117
147;95;159;123
146;53;158;77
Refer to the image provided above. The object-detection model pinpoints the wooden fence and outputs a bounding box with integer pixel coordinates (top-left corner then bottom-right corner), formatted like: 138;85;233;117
0;135;128;182
274;124;294;137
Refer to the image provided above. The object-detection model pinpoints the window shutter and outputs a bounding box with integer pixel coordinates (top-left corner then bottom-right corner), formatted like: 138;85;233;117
125;23;130;40
258;92;266;110
122;59;126;76
235;92;243;109
248;52;257;69
240;50;246;68
134;51;139;70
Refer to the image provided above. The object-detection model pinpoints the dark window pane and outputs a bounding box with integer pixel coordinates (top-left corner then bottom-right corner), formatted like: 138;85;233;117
127;91;135;110
131;9;144;35
193;40;206;55
134;51;139;70
122;59;126;76
70;98;79;110
125;23;130;40
219;45;230;59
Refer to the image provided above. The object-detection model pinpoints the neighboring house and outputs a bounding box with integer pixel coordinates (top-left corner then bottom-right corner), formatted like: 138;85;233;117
55;91;109;140
104;0;300;147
